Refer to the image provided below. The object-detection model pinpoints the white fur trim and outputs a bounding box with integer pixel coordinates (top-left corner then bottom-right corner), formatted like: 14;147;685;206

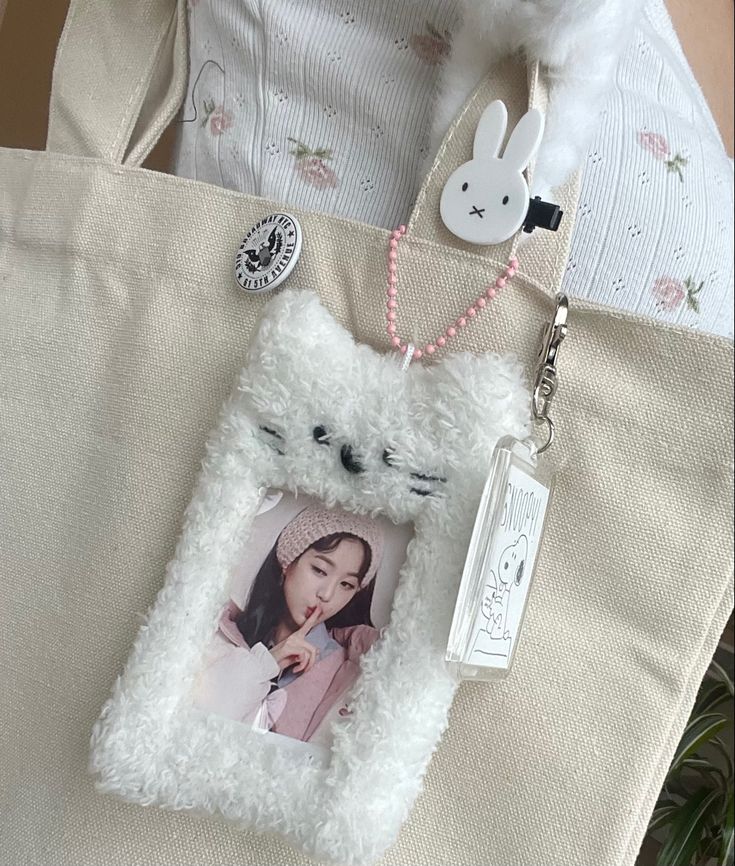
431;0;646;196
89;290;531;865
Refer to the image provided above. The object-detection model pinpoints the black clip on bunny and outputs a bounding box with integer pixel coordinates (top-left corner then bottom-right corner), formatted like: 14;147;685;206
522;197;563;234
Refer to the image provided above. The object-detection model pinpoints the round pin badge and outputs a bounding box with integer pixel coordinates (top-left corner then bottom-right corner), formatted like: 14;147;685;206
235;213;302;293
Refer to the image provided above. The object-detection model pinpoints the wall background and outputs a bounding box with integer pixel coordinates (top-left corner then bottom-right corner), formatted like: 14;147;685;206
0;0;176;170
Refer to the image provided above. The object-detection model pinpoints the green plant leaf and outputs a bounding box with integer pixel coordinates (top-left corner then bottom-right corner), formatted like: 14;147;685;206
651;657;732;865
670;715;729;774
682;758;717;773
650;802;681;833
679;757;727;790
707;660;735;695
700;833;721;864
656;789;720;866
695;681;732;716
665;776;695;802
720;789;734;866
710;738;734;785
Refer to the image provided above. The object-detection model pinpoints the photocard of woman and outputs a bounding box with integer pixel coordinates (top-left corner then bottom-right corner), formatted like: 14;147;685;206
191;489;413;753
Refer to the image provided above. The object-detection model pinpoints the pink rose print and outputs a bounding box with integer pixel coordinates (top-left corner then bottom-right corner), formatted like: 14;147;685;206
651;276;704;313
288;138;339;189
409;23;451;65
637;131;688;181
209;106;233;136
638;131;669;159
198;98;233;135
651;277;685;311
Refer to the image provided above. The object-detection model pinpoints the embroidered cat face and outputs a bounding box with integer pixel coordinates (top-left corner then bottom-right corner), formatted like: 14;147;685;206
237;291;531;524
258;422;447;499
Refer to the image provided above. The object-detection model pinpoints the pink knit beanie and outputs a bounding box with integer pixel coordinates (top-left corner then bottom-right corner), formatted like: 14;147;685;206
275;504;384;585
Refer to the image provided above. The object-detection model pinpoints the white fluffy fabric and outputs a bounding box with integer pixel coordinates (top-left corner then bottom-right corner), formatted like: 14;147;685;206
89;290;530;865
433;0;647;197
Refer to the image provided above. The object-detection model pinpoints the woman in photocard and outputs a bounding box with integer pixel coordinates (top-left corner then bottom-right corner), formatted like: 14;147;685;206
192;502;385;743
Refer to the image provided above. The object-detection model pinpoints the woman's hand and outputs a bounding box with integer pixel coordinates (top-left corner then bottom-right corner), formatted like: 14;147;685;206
269;606;322;674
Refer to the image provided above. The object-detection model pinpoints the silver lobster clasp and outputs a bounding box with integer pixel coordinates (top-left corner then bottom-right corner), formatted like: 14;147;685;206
532;293;568;453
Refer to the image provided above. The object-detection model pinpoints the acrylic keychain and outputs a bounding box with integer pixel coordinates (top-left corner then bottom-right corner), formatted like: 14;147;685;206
385;95;567;677
446;293;568;679
433;94;567;680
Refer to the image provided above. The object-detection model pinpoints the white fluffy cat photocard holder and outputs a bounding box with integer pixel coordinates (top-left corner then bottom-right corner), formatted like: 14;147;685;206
88;61;568;865
89;287;535;865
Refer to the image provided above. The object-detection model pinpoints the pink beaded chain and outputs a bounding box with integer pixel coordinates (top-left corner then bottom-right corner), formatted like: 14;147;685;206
386;224;519;361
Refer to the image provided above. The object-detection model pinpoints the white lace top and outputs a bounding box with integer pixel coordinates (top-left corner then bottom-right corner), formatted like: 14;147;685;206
172;0;733;339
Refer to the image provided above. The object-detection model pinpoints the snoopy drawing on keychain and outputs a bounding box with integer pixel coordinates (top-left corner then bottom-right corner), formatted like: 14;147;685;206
440;101;544;245
470;535;529;662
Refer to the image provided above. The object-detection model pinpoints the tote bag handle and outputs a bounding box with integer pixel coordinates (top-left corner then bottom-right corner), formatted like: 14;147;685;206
45;0;187;167
409;58;579;296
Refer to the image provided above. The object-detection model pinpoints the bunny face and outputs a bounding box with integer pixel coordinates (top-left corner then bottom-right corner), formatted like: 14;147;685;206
439;101;544;246
440;160;530;246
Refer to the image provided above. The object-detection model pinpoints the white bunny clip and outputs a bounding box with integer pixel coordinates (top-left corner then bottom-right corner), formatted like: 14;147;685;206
439;100;544;245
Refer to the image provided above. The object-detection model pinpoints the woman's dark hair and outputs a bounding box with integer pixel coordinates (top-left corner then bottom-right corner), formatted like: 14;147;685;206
235;531;375;647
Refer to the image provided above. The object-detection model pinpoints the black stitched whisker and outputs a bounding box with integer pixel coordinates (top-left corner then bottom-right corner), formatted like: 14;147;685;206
409;488;434;497
259;425;284;440
410;472;447;483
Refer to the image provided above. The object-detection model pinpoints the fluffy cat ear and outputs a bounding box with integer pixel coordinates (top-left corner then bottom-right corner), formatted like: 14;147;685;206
425;352;531;454
247;290;356;373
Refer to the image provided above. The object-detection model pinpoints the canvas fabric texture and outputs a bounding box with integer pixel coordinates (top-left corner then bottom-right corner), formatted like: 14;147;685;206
1;1;732;865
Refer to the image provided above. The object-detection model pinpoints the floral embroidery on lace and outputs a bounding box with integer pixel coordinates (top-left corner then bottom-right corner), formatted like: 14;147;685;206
288;139;339;189
651;276;704;313
207;103;233;135
409;23;451;65
638;132;688;182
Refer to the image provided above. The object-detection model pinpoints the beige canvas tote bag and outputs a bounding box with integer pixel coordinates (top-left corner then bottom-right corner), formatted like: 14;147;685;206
1;1;732;864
